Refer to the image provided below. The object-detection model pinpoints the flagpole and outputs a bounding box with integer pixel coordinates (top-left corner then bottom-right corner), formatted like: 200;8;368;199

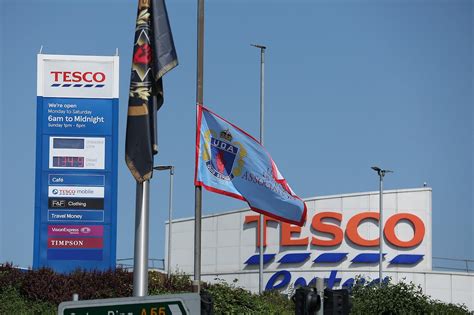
127;0;178;297
133;180;150;297
252;43;266;294
194;0;205;293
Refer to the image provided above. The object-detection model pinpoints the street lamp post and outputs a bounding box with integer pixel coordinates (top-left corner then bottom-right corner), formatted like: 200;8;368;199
154;165;175;277
371;166;393;286
251;43;266;294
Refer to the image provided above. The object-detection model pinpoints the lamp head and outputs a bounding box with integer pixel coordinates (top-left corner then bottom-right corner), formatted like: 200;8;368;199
371;166;381;172
251;44;267;50
154;165;173;171
371;166;393;177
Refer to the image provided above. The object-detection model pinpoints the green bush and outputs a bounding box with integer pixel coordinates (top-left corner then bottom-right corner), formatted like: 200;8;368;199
151;274;295;314
0;263;133;305
351;277;470;314
0;286;56;314
204;278;294;314
148;270;193;294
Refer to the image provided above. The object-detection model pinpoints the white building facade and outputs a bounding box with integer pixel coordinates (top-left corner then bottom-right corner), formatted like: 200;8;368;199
166;188;473;310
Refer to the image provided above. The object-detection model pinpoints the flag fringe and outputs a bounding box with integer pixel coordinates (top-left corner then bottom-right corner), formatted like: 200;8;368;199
126;155;152;183
156;59;178;80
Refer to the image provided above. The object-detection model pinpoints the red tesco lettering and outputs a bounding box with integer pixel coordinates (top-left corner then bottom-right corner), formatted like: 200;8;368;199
245;211;425;249
50;71;106;83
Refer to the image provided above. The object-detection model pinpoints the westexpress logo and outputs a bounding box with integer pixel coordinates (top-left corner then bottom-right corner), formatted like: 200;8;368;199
50;71;106;88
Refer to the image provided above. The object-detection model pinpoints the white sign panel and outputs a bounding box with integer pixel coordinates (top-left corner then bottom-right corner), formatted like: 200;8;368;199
38;55;119;99
49;136;105;170
48;186;104;198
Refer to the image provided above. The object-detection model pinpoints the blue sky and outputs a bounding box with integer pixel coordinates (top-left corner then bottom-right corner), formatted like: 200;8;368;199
0;0;472;269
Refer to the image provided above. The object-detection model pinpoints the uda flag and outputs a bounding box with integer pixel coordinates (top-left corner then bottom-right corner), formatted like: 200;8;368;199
195;105;307;226
126;0;178;182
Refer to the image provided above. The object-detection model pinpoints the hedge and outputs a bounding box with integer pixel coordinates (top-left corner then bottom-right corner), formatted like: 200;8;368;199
0;263;470;314
0;263;293;314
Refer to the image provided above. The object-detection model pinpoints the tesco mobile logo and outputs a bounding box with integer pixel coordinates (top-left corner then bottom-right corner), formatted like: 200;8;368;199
50;71;106;88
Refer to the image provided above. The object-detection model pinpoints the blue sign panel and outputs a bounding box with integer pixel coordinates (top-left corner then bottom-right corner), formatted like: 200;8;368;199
47;249;103;261
34;54;119;273
48;210;105;222
42;97;113;135
48;174;105;186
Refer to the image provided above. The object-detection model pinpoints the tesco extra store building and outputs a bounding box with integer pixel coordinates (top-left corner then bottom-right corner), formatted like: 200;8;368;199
166;188;474;309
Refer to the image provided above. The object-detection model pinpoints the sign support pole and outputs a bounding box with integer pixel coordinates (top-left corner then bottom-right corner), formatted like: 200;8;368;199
133;180;150;297
194;0;205;293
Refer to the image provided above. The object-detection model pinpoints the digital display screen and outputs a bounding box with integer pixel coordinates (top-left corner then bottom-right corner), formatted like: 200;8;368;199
53;138;84;149
52;156;84;168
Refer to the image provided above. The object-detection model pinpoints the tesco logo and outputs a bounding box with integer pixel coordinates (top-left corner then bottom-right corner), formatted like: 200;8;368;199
50;71;106;88
51;71;105;82
245;211;425;249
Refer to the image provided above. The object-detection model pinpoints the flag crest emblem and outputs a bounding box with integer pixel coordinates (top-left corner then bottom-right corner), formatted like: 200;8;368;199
203;129;245;181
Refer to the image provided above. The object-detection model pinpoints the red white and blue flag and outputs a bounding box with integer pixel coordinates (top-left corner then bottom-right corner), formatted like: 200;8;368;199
195;105;307;226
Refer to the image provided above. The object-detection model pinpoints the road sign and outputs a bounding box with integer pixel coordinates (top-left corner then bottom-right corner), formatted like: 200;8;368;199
58;293;201;315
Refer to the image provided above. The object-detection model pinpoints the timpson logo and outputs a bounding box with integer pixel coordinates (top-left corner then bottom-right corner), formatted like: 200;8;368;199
202;129;246;181
49;71;106;88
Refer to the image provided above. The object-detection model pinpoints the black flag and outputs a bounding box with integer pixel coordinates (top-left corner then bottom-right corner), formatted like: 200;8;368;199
126;0;178;182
